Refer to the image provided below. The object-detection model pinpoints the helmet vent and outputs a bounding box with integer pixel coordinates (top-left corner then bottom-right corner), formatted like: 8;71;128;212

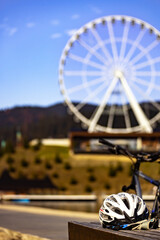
110;196;118;203
137;202;142;212
106;202;112;207
114;208;123;215
122;198;130;209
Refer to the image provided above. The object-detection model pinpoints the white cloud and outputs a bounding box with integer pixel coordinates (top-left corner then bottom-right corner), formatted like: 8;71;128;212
71;14;80;20
90;6;102;14
0;19;18;36
26;22;35;28
51;19;60;26
66;29;77;36
51;33;62;39
8;27;18;36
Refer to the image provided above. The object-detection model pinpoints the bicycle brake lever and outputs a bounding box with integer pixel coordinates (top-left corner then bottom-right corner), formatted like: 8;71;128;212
122;183;136;192
122;185;128;192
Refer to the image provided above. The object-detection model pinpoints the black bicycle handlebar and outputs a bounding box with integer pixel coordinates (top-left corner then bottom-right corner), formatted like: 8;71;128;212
99;138;160;163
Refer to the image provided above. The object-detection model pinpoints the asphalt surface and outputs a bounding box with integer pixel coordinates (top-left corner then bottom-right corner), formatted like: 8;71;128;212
0;205;98;240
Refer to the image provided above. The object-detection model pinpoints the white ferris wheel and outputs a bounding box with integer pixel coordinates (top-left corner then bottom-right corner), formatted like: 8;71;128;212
59;15;160;133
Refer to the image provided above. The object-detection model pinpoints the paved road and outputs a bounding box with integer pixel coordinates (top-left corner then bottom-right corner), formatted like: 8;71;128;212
0;205;98;240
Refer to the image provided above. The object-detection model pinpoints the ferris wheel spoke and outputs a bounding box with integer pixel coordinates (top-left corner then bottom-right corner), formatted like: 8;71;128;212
67;76;105;94
107;21;118;61
132;77;151;87
133;56;160;70
78;38;107;64
135;71;160;77
130;40;159;65
118;72;152;132
123;104;131;129
91;28;113;62
124;29;146;63
119;21;130;60
133;77;160;92
89;77;119;132
69;53;106;70
121;93;131;129
64;70;103;76
107;104;116;128
130;82;160;112
76;80;109;111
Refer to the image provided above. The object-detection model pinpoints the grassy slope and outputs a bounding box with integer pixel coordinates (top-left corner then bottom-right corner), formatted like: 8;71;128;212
0;145;159;195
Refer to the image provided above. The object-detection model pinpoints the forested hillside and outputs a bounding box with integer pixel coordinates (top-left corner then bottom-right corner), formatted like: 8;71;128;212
0;103;83;142
0;101;160;143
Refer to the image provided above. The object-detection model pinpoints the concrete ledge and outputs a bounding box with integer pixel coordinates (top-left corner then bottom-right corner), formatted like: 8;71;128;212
1;194;97;201
68;221;160;240
0;227;50;240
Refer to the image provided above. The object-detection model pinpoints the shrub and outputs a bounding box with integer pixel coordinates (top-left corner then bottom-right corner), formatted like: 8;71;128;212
116;162;124;172
6;156;15;165
108;163;117;177
21;158;29;167
34;157;42;164
55;154;62;164
88;174;96;182
9;166;16;173
104;182;111;190
53;172;59;178
85;185;93;193
45;161;52;170
70;177;78;185
64;162;72;170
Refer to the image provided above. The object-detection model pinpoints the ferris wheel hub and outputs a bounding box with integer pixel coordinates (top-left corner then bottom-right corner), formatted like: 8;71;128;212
114;70;124;79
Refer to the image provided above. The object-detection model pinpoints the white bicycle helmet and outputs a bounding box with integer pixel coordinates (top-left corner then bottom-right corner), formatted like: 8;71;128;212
99;192;149;228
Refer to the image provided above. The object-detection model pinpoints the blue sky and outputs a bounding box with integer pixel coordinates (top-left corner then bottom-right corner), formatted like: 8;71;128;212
1;0;160;110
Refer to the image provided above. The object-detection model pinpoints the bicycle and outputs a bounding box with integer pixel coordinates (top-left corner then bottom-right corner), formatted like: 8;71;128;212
99;138;160;228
